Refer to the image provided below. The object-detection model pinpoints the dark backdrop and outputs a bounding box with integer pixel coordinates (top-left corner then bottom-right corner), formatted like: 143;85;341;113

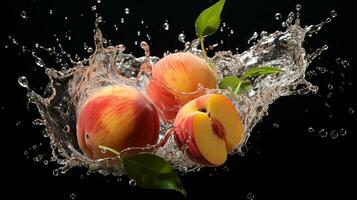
1;0;356;199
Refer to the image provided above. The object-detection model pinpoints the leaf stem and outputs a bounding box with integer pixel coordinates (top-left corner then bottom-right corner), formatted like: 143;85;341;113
98;145;121;157
234;80;243;94
200;37;208;59
200;37;215;69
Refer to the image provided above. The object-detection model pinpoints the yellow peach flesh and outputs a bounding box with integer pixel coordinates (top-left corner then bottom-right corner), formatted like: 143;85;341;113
206;94;243;151
193;112;227;166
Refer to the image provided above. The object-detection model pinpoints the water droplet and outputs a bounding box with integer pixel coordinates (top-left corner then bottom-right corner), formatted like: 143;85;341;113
16;121;22;126
33;119;45;125
70;193;76;199
18;76;29;88
281;22;287;27
335;58;342;65
288;12;295;21
53;169;59;176
120;18;124;23
208;43;218;50
87;47;93;53
178;33;185;43
12;38;18;45
60;167;68;174
260;31;268;38
339;128;347;136
64;16;68;20
231;146;240;154
330;130;338;139
296;4;302;11
114;24;118;31
318;67;327;74
92;5;97;11
230;29;234;35
97;0;102;3
20;11;28;20
100;148;107;154
49;9;53;15
35;56;45;68
137;31;141;36
247;192;255;200
222;166;230;172
330;10;337;18
129;179;136;187
42;129;50;137
275;13;282;20
43;160;49;165
63;125;71;133
324;102;330;108
342;60;350;68
163;22;169;30
348;107;354;114
240;144;249;155
24;151;28;156
222;22;226;27
327;84;334;90
34;155;43;162
308;127;314;133
319;129;328;138
325;17;331;23
117;44;125;53
273;123;279;128
97;16;103;23
124;8;130;15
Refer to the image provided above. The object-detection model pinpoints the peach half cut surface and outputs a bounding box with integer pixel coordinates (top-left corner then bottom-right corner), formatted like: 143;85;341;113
76;85;160;160
146;52;217;121
174;94;243;166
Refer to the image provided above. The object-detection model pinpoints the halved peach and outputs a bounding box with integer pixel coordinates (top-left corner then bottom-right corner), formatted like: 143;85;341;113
174;94;243;166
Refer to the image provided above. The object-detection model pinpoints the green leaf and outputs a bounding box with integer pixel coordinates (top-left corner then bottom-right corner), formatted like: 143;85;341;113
241;66;283;79
123;153;187;197
219;76;252;95
219;75;240;89
234;80;252;95
195;0;225;38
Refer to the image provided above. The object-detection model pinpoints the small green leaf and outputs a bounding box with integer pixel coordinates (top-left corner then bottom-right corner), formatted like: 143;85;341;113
242;66;283;79
195;0;225;38
123;153;187;197
219;75;240;89
234;80;252;95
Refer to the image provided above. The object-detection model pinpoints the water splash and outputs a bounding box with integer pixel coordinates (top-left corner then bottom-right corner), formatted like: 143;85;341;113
19;7;336;175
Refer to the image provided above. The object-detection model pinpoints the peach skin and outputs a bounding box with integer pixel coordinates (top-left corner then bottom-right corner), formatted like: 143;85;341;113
146;52;217;122
76;85;160;159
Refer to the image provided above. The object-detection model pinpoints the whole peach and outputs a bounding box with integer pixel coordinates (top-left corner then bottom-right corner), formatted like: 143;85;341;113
147;52;217;121
76;85;160;159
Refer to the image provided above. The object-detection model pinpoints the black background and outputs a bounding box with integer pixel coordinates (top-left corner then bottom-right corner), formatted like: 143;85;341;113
1;0;356;199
